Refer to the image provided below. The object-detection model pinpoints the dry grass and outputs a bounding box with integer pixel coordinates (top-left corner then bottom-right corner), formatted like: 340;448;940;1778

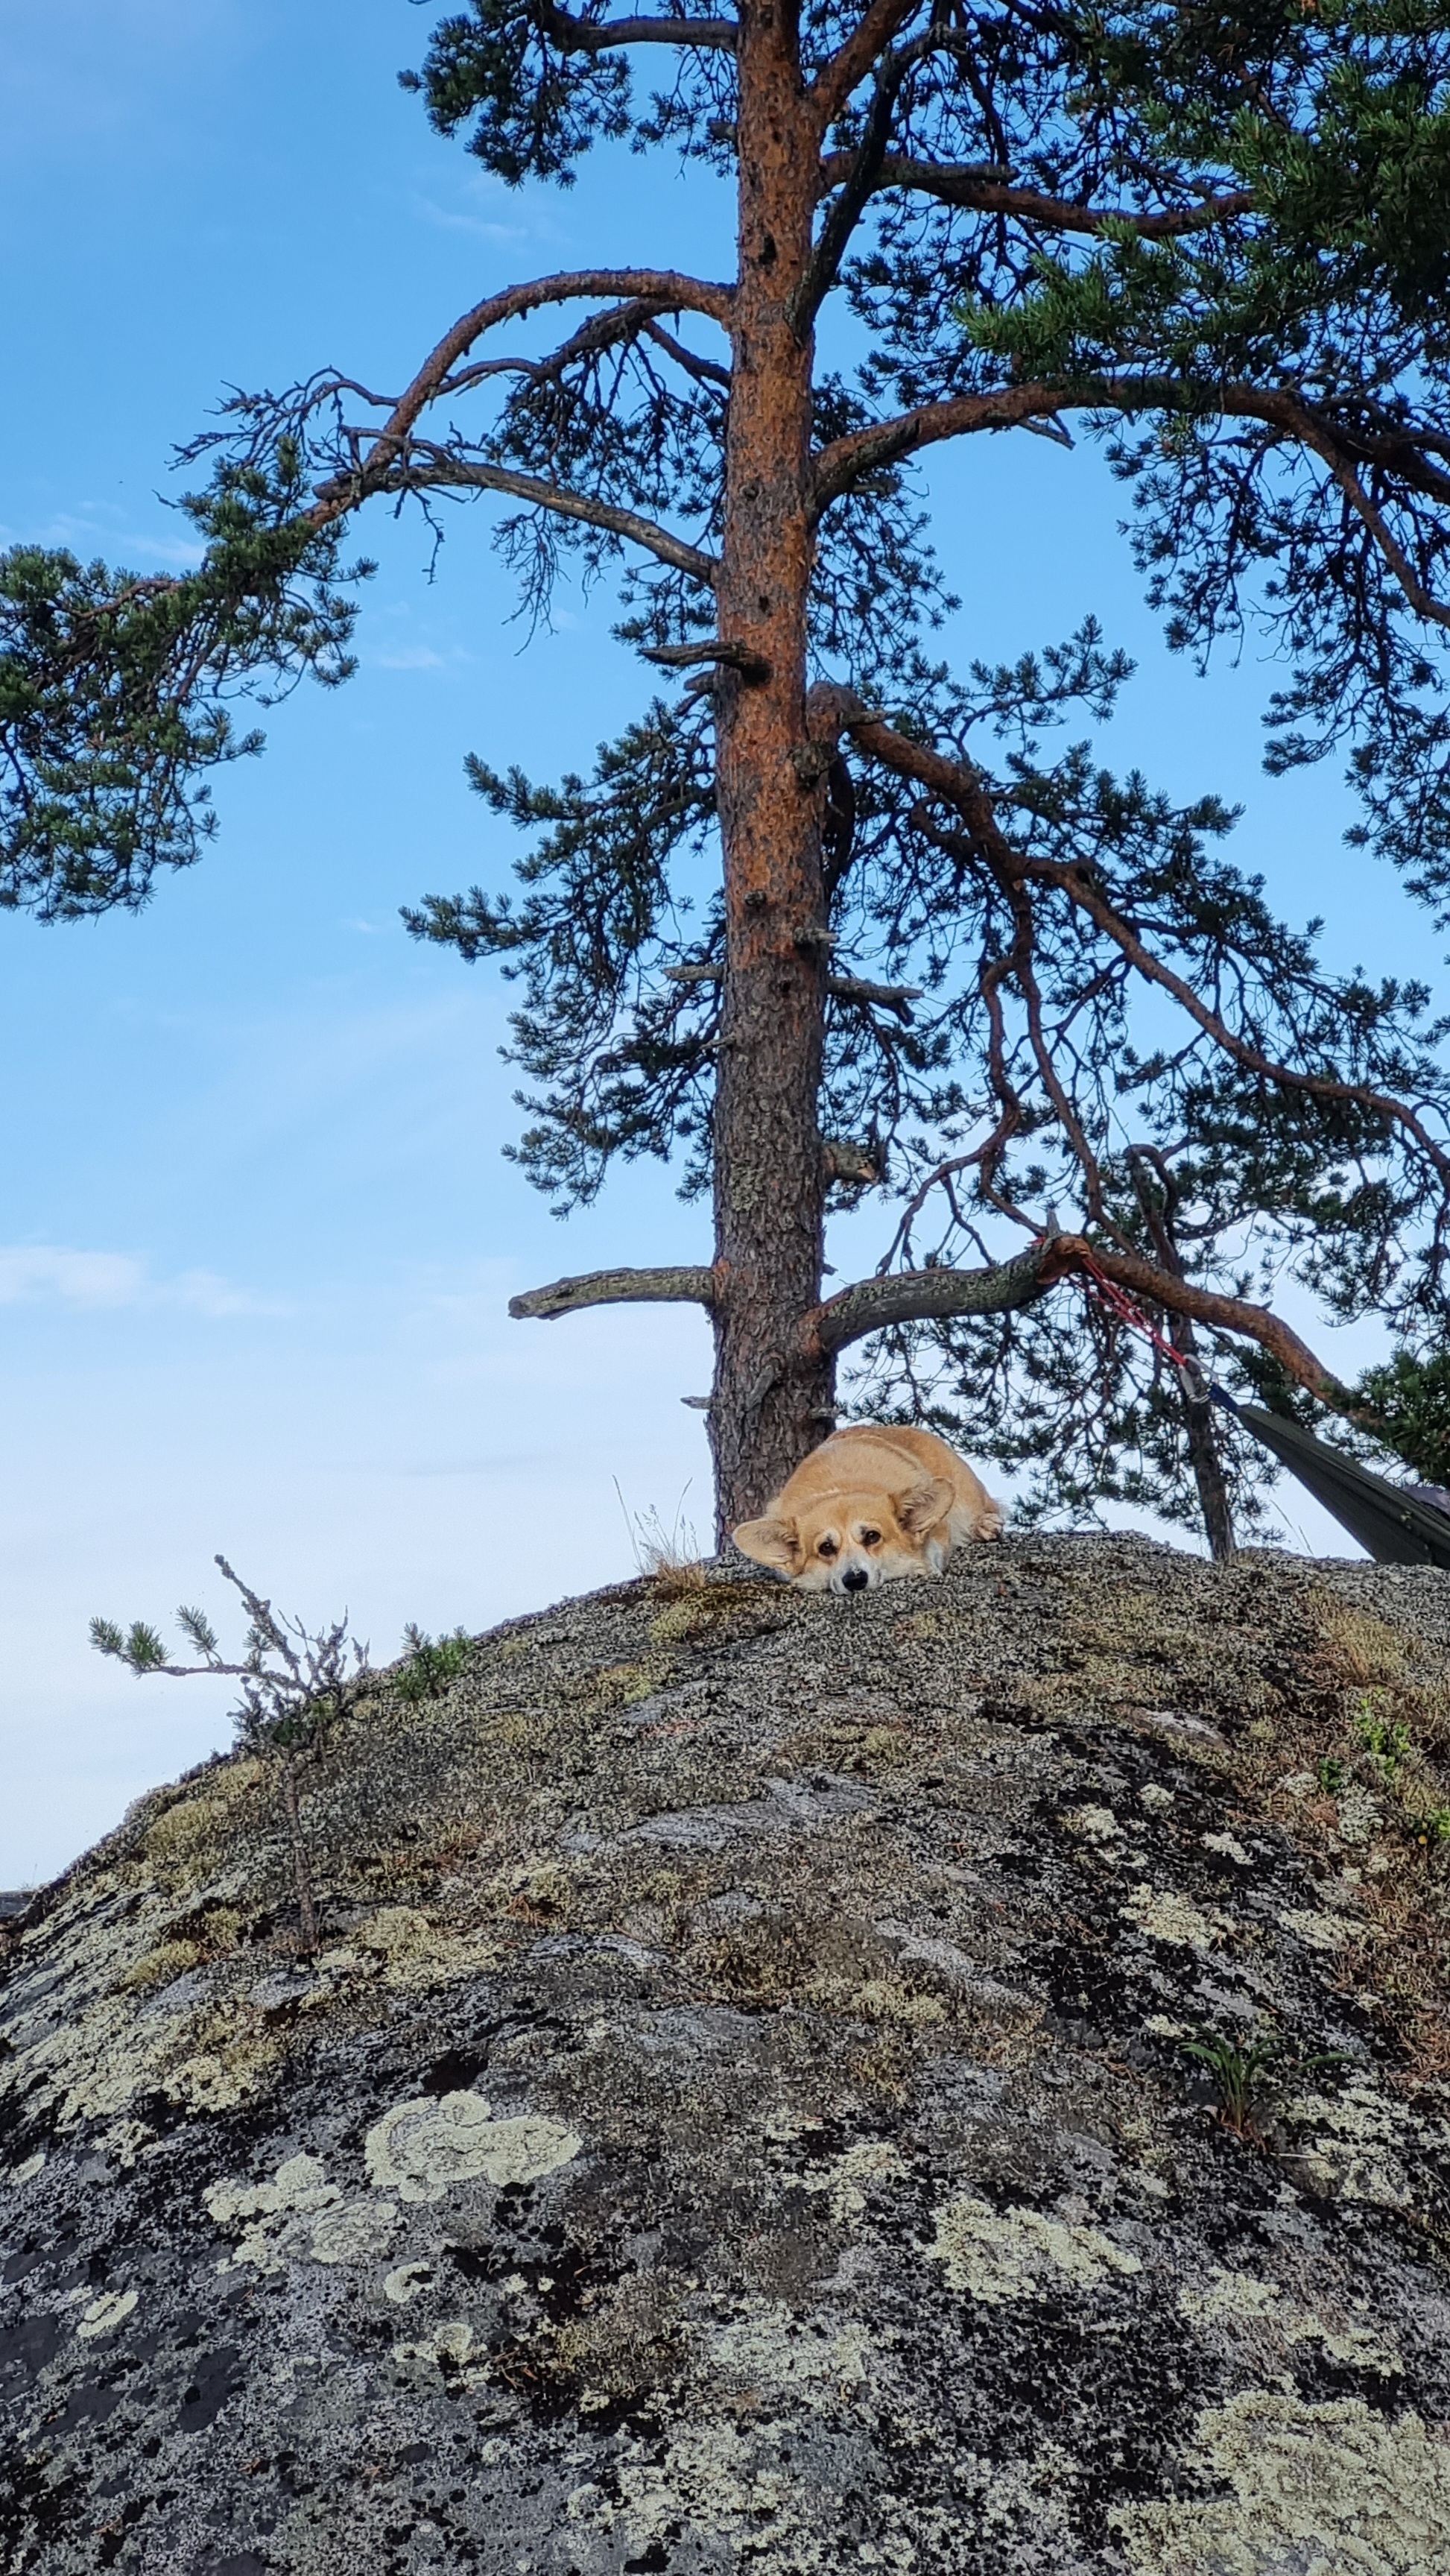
1217;1587;1450;2090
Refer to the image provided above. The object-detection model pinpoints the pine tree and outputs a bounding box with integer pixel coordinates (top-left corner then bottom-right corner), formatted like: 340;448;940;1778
8;1;1450;1540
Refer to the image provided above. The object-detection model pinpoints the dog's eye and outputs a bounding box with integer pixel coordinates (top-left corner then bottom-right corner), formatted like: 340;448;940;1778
817;1538;838;1558
860;1529;881;1547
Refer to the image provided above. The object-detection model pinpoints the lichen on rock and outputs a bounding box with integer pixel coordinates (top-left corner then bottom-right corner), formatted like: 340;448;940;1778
929;2192;1143;2302
5;1532;1450;2571
363;2089;583;2201
1115;2392;1450;2573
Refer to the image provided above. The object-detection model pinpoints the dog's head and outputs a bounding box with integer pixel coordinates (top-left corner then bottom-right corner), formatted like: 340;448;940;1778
732;1475;953;1593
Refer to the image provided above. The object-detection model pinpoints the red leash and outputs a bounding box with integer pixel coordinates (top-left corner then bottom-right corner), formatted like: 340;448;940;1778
1071;1245;1211;1401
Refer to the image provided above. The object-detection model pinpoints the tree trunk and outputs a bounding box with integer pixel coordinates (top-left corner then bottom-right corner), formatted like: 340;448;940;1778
1128;1150;1235;1560
709;0;834;1541
1170;1316;1236;1563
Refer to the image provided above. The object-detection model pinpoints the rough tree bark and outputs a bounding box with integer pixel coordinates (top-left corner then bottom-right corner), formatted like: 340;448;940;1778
707;0;835;1536
1129;1150;1235;1563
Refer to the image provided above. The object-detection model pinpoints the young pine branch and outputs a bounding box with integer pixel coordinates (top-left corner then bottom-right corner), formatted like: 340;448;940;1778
92;1555;371;1957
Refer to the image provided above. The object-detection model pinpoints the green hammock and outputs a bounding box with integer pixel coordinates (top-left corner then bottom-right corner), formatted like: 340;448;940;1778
1234;1402;1450;1569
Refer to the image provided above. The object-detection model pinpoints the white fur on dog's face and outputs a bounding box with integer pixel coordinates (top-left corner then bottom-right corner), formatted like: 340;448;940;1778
735;1482;951;1594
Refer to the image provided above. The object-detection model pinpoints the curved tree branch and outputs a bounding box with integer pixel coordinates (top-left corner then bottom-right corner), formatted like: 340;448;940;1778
536;1;738;50
802;1233;1057;1353
306;268;734;526
510;1263;719;1320
794;48;913;335
817;154;1256;240
809;0;922;127
811;380;1089;510
370;456;718;585
1046;1236;1359;1415
665;960;922;1014
812;381;1450;640
805;1228;1363;1423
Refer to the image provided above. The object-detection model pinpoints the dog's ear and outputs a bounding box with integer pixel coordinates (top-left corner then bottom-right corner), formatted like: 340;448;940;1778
732;1515;800;1574
894;1474;954;1538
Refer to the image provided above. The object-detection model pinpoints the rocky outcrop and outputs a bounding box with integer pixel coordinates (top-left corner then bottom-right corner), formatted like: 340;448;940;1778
4;1533;1450;2573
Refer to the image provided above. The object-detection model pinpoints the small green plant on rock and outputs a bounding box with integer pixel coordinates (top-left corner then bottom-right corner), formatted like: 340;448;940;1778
394;1624;472;1704
1180;2026;1345;2149
1353;1693;1411;1783
93;1556;370;1957
1317;1755;1345;1796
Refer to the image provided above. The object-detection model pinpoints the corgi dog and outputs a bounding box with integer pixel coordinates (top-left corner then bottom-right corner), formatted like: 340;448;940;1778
732;1424;1004;1594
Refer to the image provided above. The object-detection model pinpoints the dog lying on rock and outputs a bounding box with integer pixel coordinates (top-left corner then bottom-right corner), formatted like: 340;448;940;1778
732;1424;1004;1594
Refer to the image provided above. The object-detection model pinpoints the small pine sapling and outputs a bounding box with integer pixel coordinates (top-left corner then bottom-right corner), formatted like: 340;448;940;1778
92;1554;370;1958
393;1624;472;1705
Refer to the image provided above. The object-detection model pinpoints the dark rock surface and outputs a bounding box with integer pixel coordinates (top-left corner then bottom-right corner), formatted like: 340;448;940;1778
5;1532;1450;2572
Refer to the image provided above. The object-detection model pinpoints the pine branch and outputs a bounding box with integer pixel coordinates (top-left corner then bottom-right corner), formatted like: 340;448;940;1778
812;382;1450;640
509;1263;718;1319
535;2;738;51
803;1234;1057;1352
663;962;922;1016
809;0;921;127
305;265;734;523
366;455;718;585
817;154;1256;240
838;699;1450;1195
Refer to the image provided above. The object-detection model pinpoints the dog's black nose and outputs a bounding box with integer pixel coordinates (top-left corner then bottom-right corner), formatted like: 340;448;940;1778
842;1565;869;1592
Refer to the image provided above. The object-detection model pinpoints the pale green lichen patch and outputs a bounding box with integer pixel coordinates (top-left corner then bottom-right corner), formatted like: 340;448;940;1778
928;2195;1142;2303
382;2258;434;2305
1337;1784;1384;1844
849;1976;947;2027
1279;1904;1355;1950
75;2288;137;2341
120;1937;204;1992
348;1904;505;1989
206;2150;341;2271
1063;1805;1122;1841
1281;2071;1416;2207
1202;1831;1253;1865
1121;1883;1221;1948
802;2138;907;2222
305;2197;400;2266
390;2319;490;2387
584;2419;817;2569
1178;2267;1405;2375
1116;2393;1450;2572
1178;2267;1281;2329
707;2300;874;2408
363;2089;582;2203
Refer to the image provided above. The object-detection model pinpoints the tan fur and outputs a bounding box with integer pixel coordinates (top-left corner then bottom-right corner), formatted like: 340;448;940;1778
732;1424;1004;1594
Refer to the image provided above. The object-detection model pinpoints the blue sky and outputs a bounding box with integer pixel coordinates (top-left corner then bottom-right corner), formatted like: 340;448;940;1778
1;0;1426;1886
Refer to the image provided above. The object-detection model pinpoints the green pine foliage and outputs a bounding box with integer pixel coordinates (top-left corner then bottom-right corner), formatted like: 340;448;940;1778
0;446;367;920
1354;1346;1450;1479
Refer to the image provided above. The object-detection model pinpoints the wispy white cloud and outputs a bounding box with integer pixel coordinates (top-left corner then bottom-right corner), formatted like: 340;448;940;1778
408;193;523;244
0;1247;282;1318
0;1248;146;1309
167;1269;281;1319
370;643;448;672
0;509;205;571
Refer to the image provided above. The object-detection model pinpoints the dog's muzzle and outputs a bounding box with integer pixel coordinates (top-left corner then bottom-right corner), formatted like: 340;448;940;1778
838;1563;873;1594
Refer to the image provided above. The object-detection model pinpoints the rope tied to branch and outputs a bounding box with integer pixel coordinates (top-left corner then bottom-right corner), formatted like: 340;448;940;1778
1067;1242;1235;1415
